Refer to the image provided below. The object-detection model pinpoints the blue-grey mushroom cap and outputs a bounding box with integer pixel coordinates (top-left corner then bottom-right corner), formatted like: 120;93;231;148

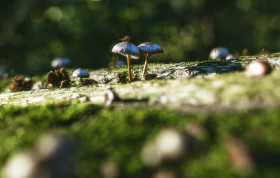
112;42;140;59
137;42;164;54
226;54;236;60
209;47;229;59
0;70;7;78
72;68;89;78
51;58;71;68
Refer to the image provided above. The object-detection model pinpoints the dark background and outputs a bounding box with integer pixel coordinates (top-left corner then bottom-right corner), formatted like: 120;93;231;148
0;0;280;75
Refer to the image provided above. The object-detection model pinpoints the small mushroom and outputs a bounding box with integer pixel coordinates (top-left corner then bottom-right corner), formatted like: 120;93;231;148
245;60;272;78
137;42;163;80
209;47;229;60
226;54;236;60
112;36;140;82
72;68;89;83
51;58;71;68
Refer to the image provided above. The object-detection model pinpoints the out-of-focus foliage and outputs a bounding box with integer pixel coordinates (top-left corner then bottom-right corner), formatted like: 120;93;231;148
1;0;280;74
1;104;280;177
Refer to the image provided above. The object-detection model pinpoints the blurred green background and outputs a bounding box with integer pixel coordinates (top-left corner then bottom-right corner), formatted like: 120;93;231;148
1;0;280;75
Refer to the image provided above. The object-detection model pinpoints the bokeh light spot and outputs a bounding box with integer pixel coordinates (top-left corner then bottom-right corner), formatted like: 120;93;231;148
46;7;63;22
236;0;251;12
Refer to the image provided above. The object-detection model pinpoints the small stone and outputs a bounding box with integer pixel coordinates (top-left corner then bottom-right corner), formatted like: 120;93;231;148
4;133;77;178
101;78;112;84
32;81;43;90
141;128;187;167
155;129;185;160
100;161;119;178
109;77;121;83
47;84;54;89
104;88;121;105
245;60;272;78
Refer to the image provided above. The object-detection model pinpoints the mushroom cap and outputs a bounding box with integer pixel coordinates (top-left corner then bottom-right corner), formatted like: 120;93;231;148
51;58;71;68
137;42;164;54
209;47;229;59
72;68;89;78
226;54;236;60
112;42;140;59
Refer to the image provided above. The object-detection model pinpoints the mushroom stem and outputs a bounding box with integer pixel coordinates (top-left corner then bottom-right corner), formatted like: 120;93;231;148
142;54;150;80
127;55;132;82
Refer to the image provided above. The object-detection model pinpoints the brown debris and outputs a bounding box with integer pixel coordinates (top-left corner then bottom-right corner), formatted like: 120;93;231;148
10;75;33;92
129;77;141;83
242;48;250;56
185;122;206;140
101;78;112;84
46;68;70;89
144;74;157;81
225;137;254;175
120;35;131;42
81;79;98;86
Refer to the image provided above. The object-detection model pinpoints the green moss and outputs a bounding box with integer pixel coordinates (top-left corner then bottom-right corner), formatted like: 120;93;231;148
0;80;9;92
1;104;280;177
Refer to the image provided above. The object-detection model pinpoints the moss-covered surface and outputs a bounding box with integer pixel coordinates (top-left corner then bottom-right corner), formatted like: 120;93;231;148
1;104;280;177
1;54;280;177
1;63;280;110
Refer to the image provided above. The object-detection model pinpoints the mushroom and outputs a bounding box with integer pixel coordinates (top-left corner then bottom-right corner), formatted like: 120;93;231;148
137;42;163;80
51;58;71;68
72;68;89;83
209;47;229;60
112;36;140;82
226;54;236;60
